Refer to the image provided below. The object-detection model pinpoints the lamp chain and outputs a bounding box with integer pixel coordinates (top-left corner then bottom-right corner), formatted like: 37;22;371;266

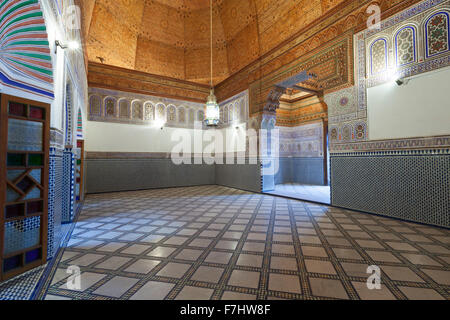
210;0;213;89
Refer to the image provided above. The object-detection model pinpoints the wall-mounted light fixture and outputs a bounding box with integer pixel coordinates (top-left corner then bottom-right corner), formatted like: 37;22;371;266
395;78;410;86
153;119;165;130
55;40;80;53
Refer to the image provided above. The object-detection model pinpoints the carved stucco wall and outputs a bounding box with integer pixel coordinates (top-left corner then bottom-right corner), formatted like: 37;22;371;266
326;0;450;153
327;0;450;228
279;122;324;158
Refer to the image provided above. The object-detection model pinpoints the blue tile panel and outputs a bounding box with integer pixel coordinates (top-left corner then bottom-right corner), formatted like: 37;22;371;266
331;151;449;228
47;148;63;260
62;149;75;223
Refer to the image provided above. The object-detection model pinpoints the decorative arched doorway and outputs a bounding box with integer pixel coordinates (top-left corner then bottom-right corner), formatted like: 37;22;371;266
259;72;331;204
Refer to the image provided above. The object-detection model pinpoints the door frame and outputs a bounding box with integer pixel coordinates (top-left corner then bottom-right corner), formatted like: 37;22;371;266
0;94;50;281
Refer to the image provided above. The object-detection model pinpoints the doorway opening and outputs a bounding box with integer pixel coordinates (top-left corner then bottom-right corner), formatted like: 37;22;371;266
263;83;331;204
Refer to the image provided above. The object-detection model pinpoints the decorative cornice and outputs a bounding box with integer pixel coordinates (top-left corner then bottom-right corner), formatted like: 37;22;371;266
331;135;450;153
88;62;210;103
331;148;450;157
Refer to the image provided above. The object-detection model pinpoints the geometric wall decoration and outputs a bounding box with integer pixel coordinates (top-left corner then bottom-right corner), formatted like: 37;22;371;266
132;101;142;120
278;122;324;158
324;85;367;145
144;102;154;121
331;151;450;228
89;95;101;116
333;0;450;154
119;99;129;118
47;146;63;260
167;105;176;123
328;0;450;229
425;11;450;57
1;94;50;281
61;149;75;223
370;39;388;74
365;2;450;89
64;83;73;145
0;0;54;99
88;87;206;129
76;109;83;140
218;90;249;127
104;97;116;118
395;26;417;66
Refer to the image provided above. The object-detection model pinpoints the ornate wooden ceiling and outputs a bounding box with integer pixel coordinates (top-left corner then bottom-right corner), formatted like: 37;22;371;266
79;0;348;85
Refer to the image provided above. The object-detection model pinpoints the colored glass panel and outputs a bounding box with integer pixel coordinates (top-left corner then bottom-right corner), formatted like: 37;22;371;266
8;119;43;152
25;248;41;264
6;186;20;203
5;204;25;219
7;153;26;167
7;170;25;182
23;187;42;201
3;255;22;273
27;201;43;215
28;154;43;166
29;169;42;184
4;216;41;255
8;102;27;117
29;106;45;120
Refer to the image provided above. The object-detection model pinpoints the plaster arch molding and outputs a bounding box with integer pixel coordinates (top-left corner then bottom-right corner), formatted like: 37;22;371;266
0;0;54;101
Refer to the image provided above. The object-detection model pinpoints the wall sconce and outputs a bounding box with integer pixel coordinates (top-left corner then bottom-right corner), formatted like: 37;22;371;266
395;78;410;86
55;40;79;53
154;120;165;130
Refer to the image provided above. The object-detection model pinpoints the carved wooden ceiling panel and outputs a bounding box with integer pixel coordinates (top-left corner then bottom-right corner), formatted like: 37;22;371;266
80;0;348;85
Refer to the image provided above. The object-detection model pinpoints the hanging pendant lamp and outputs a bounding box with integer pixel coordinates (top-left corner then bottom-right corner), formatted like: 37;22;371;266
204;0;220;126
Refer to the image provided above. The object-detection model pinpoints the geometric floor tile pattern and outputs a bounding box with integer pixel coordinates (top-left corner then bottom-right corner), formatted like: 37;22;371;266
37;186;449;300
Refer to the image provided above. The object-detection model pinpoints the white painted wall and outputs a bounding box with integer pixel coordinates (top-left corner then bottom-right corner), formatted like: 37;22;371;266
86;121;248;153
368;67;450;140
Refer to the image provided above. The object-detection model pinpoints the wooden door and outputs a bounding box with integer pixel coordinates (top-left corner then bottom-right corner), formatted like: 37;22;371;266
0;94;50;281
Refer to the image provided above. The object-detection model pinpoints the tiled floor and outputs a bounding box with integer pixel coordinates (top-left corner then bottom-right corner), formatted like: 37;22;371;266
267;183;331;204
41;185;449;300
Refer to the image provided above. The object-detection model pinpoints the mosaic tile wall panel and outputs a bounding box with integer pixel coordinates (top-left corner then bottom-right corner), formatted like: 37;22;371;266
364;0;450;88
85;159;216;194
53;154;64;252
275;158;325;186
278;122;324;158
215;162;262;193
331;151;450;228
327;0;450;153
62;149;75;223
48;148;64;260
325;85;368;148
